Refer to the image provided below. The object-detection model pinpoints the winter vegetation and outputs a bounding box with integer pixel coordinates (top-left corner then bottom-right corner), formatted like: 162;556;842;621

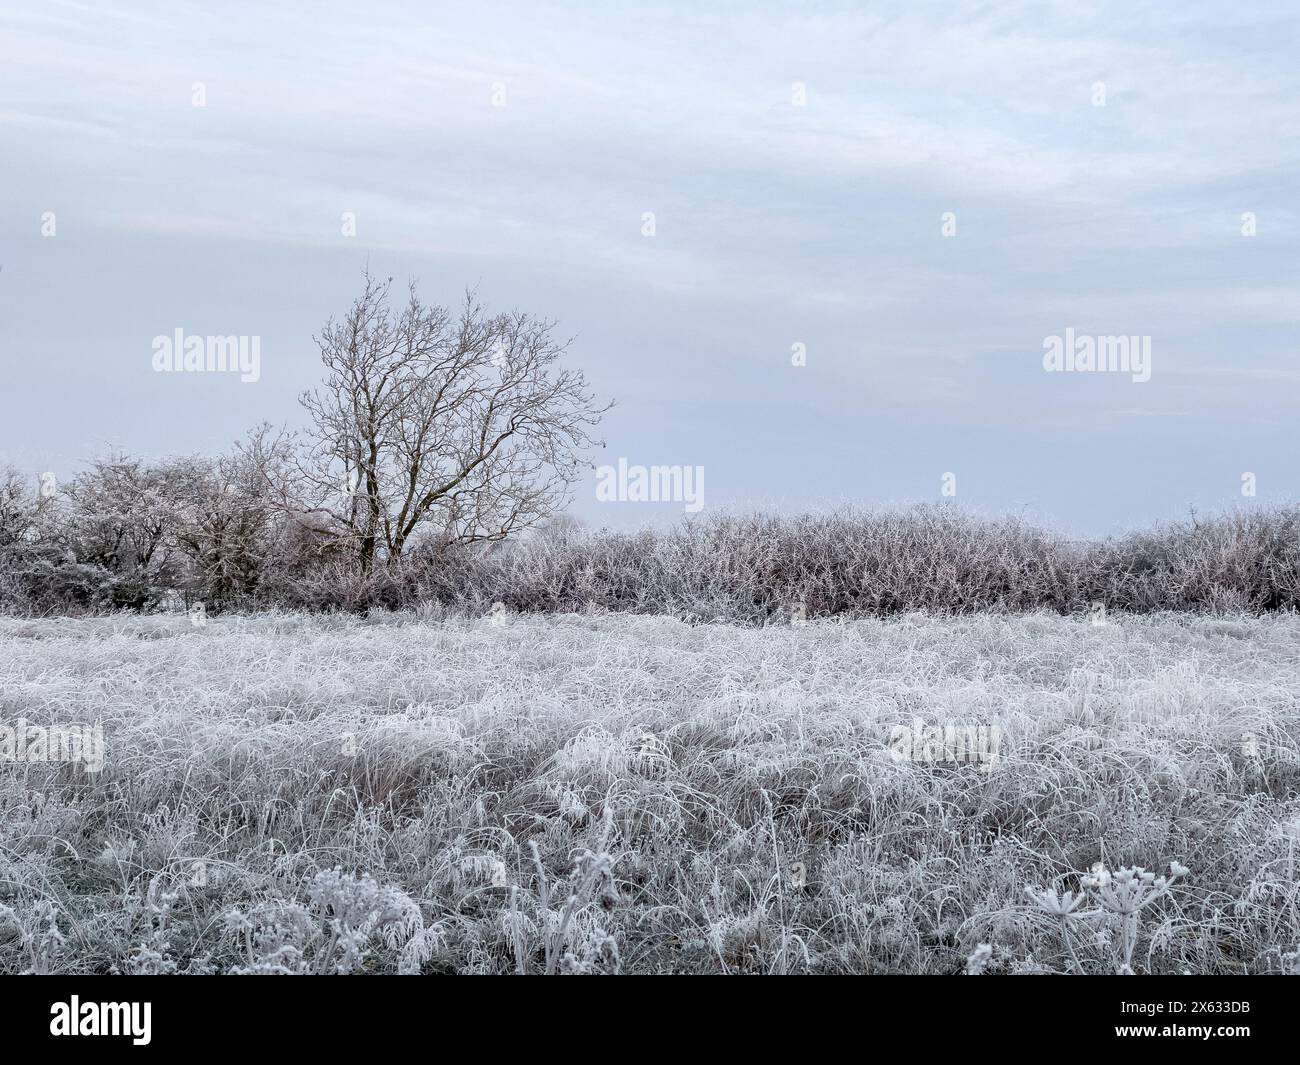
5;279;1298;977
2;271;610;617
4;467;1300;621
2;608;1298;975
5;274;1297;625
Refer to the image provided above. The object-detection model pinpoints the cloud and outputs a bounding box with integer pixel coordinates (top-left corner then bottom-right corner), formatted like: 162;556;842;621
3;0;1297;533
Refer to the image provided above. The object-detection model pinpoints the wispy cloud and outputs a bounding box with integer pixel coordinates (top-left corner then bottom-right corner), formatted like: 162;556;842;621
3;0;1297;533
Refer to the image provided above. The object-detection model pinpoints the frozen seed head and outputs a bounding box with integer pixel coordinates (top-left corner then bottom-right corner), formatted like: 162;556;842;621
1025;886;1085;919
965;943;993;975
1082;862;1111;889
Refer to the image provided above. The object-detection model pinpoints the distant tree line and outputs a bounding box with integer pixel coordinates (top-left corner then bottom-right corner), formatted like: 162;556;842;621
5;470;1300;618
4;274;1299;620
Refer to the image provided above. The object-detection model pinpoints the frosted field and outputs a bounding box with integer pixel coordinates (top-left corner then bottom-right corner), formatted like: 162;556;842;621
2;610;1299;974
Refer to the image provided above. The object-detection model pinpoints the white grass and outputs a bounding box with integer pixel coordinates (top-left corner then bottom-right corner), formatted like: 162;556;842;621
2;609;1299;973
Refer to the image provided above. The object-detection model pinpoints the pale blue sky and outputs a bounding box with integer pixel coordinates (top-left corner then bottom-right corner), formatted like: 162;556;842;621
2;0;1297;533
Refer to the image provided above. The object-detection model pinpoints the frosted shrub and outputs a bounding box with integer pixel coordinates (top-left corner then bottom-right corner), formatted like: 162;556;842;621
120;880;184;975
1024;862;1189;974
507;815;622;975
0;900;67;975
227;869;439;975
11;502;1300;619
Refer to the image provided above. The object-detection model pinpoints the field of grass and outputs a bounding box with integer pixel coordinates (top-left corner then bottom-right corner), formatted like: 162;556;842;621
2;609;1299;974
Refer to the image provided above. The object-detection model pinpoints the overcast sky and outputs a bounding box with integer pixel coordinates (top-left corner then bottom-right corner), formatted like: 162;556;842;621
2;0;1297;534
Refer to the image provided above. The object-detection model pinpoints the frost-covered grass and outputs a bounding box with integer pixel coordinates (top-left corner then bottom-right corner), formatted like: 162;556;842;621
2;609;1299;974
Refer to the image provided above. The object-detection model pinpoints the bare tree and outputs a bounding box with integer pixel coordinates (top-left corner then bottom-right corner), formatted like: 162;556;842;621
171;448;288;609
291;273;610;570
57;454;196;607
0;468;45;547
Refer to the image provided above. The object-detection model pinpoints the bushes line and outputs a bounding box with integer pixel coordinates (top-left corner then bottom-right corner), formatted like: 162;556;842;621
382;506;1300;621
4;466;1297;620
